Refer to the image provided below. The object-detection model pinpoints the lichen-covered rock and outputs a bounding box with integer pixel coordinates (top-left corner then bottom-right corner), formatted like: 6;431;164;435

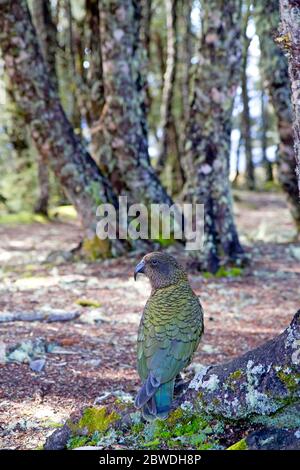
246;428;300;450
189;310;300;420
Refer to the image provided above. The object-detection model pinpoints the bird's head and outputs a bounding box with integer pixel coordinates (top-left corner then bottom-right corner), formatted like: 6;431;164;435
134;252;186;290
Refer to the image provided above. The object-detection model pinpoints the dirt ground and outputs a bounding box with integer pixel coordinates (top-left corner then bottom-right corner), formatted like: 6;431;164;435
0;190;299;449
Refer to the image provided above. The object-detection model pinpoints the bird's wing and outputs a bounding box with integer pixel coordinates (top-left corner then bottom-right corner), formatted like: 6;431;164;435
137;293;203;385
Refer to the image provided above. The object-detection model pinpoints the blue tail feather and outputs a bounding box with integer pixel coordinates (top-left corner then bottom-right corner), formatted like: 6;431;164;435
140;379;174;420
154;380;174;418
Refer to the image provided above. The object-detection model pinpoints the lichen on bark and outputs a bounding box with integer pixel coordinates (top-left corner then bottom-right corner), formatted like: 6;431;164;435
183;0;244;272
97;0;173;207
279;0;300;198
0;0;125;257
255;0;300;235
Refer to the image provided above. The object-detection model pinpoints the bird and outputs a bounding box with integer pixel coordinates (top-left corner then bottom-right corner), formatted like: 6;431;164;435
134;251;204;420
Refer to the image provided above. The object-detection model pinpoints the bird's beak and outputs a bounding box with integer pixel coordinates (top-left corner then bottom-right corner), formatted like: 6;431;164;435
134;260;145;281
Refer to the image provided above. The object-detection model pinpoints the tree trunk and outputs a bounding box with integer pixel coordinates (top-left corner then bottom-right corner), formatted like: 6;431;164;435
98;0;172;206
85;0;104;126
31;0;58;216
256;0;300;234
44;309;300;450
183;0;244;273
279;0;300;198
156;0;178;174
0;0;125;257
178;0;193;132
62;0;82;133
140;0;152;111
260;88;274;182
32;0;58;91
241;3;255;190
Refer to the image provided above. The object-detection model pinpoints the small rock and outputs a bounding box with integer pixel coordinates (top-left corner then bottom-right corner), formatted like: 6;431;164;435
44;424;72;450
30;358;46;372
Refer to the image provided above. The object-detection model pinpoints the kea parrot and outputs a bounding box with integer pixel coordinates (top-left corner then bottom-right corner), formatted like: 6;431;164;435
134;252;204;420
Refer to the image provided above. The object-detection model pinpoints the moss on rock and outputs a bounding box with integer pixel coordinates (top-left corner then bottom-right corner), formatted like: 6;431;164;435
82;236;111;260
227;438;248;450
68;406;120;435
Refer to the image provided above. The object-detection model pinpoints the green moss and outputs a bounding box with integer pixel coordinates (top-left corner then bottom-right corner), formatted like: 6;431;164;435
49;205;77;221
229;370;243;380
0;211;48;225
70;406;120;435
277;370;300;392
227;369;244;390
139;407;220;450
87;182;103;207
67;435;90;449
227;438;248;450
75;298;101;308
142;438;160;449
153;235;175;247
82;236;111;260
131;422;145;434
203;266;243;278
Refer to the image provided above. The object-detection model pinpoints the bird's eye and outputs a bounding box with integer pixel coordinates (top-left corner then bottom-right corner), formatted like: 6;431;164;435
151;259;158;266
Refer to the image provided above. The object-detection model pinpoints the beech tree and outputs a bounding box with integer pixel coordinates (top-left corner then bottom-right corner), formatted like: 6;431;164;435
183;0;244;272
256;0;300;235
31;0;58;216
96;0;172;207
156;0;178;174
279;0;300;197
0;0;124;257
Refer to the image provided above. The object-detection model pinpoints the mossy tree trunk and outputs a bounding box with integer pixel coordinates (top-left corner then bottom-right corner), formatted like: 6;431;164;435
0;0;125;257
183;0;244;272
256;0;300;235
279;0;300;198
97;0;172;206
156;0;178;174
83;0;105;158
31;0;58;216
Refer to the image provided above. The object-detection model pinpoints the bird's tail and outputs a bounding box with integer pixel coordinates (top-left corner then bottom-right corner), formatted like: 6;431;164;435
135;374;174;420
153;380;174;419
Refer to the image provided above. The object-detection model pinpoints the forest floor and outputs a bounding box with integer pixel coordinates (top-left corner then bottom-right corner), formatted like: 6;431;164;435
0;190;300;449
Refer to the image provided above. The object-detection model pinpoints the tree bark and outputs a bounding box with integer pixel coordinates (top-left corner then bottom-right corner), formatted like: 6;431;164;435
156;0;178;174
279;0;300;197
84;0;104;127
178;0;193;132
98;0;172;206
0;0;125;257
256;0;300;234
183;0;244;272
241;2;255;190
140;0;152;111
31;0;58;216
